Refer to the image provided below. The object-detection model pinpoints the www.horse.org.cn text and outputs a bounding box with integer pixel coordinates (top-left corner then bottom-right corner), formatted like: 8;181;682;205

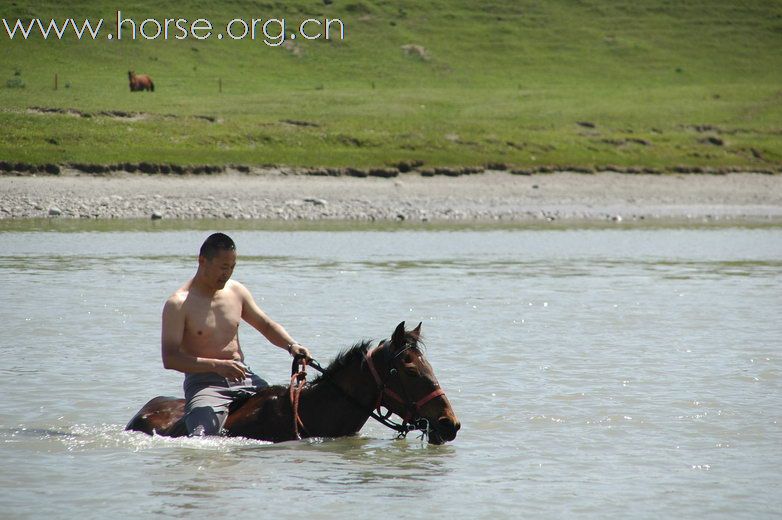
1;11;346;46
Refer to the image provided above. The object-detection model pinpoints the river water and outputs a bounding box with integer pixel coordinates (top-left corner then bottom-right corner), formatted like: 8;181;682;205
0;221;780;519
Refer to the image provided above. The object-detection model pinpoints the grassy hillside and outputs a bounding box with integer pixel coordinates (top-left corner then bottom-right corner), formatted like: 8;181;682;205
0;0;780;170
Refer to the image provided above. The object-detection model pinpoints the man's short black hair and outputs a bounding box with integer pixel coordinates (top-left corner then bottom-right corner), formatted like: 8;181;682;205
199;233;236;260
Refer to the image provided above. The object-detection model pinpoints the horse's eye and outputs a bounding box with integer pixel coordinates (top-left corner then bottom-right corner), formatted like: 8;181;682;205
403;365;420;377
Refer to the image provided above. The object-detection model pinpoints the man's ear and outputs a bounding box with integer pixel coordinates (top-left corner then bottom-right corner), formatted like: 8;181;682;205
391;321;406;350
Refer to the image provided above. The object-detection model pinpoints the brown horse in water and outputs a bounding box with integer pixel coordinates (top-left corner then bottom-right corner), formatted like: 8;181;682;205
126;322;461;444
128;70;154;92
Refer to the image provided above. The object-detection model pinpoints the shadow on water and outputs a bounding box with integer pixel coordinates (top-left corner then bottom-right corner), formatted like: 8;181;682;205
281;436;455;495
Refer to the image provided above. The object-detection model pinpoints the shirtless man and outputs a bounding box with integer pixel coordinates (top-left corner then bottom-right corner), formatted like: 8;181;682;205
161;232;311;436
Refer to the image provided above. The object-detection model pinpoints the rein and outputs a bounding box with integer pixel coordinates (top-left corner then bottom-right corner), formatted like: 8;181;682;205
289;358;308;440
288;342;440;439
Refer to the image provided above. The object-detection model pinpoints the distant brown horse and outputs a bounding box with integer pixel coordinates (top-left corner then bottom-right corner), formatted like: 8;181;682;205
128;70;154;92
126;322;461;444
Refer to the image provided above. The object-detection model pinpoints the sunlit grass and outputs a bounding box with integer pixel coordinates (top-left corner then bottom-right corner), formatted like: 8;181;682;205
0;0;780;169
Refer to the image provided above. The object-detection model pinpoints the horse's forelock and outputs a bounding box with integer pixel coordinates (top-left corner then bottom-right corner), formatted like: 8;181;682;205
405;330;426;353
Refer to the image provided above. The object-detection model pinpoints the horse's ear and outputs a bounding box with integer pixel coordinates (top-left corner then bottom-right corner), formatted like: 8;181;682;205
391;321;406;349
410;322;422;342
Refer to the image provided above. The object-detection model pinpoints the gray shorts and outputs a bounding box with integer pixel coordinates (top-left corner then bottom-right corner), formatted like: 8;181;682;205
183;367;269;436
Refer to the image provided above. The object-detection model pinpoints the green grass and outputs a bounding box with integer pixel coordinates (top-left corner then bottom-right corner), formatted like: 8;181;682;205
0;0;781;169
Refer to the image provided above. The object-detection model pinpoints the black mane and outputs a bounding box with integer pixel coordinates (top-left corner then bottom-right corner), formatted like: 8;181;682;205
309;333;426;386
310;340;374;384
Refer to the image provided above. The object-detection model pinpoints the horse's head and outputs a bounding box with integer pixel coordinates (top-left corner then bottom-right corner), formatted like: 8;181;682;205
128;70;135;79
375;321;461;444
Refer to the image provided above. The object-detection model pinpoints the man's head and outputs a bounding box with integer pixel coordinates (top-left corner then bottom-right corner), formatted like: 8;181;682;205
197;233;237;290
199;233;236;260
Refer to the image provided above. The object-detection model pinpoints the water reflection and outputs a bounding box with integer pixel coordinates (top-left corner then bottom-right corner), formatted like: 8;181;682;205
128;433;456;500
9;254;778;280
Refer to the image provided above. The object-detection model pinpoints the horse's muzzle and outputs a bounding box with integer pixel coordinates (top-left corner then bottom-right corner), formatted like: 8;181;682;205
428;416;460;444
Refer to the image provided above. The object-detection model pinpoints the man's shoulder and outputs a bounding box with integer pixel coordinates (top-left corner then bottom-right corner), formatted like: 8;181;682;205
225;280;258;308
226;279;249;295
164;283;190;310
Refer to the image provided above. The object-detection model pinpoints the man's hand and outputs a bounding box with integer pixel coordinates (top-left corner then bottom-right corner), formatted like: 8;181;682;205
212;359;248;381
289;343;312;362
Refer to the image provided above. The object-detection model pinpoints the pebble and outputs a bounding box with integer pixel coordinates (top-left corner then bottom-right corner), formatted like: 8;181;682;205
1;175;776;222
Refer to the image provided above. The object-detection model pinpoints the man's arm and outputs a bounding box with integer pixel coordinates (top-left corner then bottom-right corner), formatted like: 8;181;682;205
160;296;247;379
237;283;311;360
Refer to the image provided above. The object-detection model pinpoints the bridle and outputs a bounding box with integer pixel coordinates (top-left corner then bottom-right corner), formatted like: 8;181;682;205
363;340;446;433
289;339;447;440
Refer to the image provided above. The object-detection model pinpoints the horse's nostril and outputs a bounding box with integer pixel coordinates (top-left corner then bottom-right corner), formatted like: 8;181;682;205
437;417;459;440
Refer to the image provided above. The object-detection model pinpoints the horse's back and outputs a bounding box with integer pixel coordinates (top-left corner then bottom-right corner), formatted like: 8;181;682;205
126;385;292;440
129;74;154;92
223;385;293;442
125;396;187;437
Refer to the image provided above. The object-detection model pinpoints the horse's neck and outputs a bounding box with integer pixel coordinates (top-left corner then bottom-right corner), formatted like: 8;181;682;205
300;358;380;437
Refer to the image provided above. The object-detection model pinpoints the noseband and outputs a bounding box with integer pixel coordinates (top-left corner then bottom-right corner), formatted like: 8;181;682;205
364;340;446;428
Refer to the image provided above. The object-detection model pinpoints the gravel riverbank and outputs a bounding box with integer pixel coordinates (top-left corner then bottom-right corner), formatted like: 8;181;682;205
2;169;781;223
